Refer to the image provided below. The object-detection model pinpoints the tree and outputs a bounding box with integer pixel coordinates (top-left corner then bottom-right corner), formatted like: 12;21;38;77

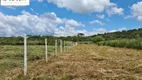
77;33;84;37
92;36;104;43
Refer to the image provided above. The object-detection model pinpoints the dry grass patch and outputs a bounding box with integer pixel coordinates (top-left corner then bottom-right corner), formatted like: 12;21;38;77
1;44;142;80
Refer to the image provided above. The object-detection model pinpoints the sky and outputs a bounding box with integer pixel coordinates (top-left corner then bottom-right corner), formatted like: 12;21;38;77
0;0;142;37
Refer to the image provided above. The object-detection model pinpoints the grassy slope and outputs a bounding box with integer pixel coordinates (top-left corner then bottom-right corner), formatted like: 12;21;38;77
1;44;142;80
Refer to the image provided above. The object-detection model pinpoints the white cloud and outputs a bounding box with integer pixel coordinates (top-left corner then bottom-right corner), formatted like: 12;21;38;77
30;8;34;12
93;28;107;34
131;1;142;21
96;14;105;19
90;20;105;25
0;11;85;37
78;27;126;36
106;7;124;16
118;27;126;31
54;25;80;37
55;27;107;36
48;0;118;14
30;8;34;13
5;6;16;10
124;15;132;19
109;27;126;33
0;10;127;37
65;19;85;27
86;27;126;36
30;8;39;15
109;30;117;33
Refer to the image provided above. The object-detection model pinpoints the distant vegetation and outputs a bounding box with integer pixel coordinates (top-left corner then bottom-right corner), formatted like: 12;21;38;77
92;36;104;43
0;36;91;45
92;28;142;40
97;38;142;50
92;28;142;50
1;28;142;49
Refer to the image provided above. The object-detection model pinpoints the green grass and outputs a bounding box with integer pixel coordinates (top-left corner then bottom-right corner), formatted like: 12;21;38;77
0;45;55;71
97;38;142;50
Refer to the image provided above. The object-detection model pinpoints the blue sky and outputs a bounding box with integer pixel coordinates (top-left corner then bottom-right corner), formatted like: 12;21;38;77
0;0;142;36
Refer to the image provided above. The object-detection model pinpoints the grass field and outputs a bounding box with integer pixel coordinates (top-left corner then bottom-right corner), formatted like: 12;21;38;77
0;45;55;78
0;44;142;80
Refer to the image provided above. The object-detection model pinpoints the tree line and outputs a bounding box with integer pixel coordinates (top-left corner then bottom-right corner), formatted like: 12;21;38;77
0;35;91;45
92;28;142;50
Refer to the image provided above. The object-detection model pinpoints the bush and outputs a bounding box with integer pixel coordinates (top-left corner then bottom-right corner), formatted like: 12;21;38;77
92;36;104;43
97;38;142;50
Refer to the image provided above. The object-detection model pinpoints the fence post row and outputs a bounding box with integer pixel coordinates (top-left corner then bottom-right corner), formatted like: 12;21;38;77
23;38;76;76
45;38;48;62
24;35;27;76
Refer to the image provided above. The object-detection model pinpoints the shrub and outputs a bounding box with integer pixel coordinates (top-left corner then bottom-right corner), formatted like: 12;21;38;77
97;38;142;50
92;36;104;43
